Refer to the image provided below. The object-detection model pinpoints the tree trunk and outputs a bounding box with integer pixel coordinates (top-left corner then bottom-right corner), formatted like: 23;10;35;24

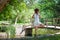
15;14;19;25
0;0;10;11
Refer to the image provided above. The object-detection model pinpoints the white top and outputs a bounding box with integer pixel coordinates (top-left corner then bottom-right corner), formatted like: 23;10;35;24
34;13;40;23
34;13;41;26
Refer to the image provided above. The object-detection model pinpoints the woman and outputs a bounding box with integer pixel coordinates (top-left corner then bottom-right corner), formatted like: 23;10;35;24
32;8;44;36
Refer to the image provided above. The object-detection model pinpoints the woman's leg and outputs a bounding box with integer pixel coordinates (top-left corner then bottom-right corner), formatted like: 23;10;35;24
34;26;38;36
38;24;45;28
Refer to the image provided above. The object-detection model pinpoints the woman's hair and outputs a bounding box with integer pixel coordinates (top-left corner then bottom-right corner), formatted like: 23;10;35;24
34;8;39;11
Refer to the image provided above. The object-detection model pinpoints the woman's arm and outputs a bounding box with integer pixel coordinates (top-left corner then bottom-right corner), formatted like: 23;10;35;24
32;14;34;18
39;14;41;18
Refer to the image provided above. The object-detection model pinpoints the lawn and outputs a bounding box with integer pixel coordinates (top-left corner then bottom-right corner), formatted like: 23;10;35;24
0;34;60;40
17;34;60;40
32;28;60;35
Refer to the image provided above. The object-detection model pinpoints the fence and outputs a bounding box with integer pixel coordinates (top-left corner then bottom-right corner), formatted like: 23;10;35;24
44;18;60;27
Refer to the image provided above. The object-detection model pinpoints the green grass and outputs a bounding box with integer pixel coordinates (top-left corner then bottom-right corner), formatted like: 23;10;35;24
32;28;60;35
0;34;60;40
33;34;60;40
21;34;60;40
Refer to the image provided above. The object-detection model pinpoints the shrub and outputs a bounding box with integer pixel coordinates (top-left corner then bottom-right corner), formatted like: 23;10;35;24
6;25;16;38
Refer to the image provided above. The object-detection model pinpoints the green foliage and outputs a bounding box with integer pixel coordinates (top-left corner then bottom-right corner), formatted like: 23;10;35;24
35;34;60;40
0;0;60;23
0;25;15;38
38;0;60;18
0;27;7;32
6;25;15;38
0;0;28;23
32;28;60;35
0;4;12;20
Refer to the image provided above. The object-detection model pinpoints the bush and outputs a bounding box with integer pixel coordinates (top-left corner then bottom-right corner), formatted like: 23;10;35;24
6;25;16;38
0;27;7;32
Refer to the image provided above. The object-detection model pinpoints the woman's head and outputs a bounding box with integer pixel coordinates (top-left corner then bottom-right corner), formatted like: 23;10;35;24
34;8;39;13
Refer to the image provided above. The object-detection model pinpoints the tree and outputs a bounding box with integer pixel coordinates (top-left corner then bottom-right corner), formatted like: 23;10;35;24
0;0;27;24
38;0;60;19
